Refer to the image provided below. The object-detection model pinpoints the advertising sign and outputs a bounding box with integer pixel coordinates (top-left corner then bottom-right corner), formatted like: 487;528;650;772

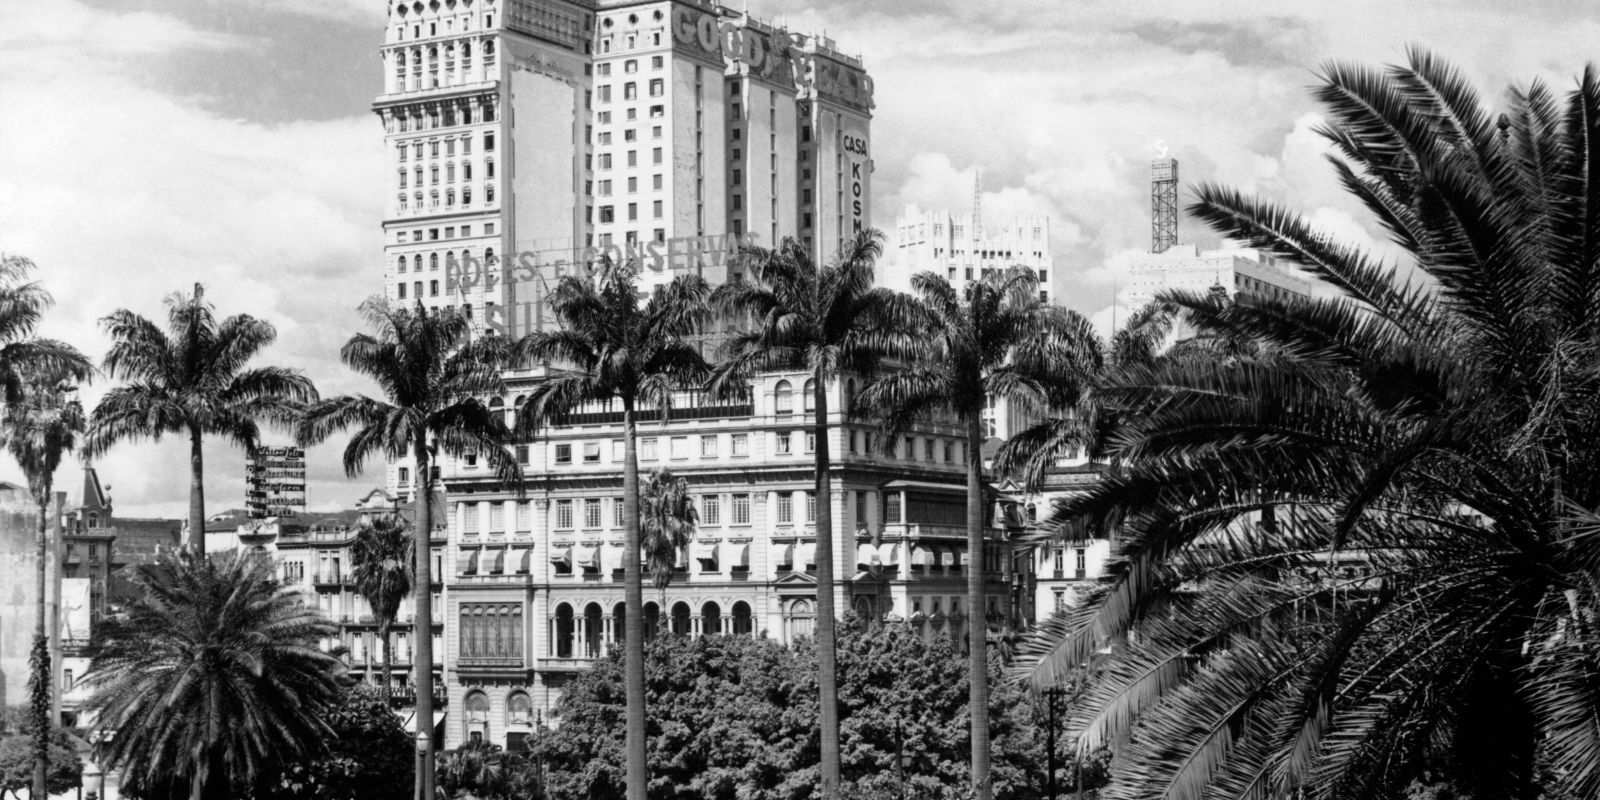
247;445;306;518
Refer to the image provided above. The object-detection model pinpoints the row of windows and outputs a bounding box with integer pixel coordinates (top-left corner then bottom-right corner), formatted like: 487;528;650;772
394;222;494;245
396;158;491;187
386;94;497;133
593;173;664;196
392;40;496;93
459;603;523;659
395;248;496;275
542;430;963;467
592;147;665;170
397;132;492;162
596;201;664;222
397;185;494;212
593;55;664;77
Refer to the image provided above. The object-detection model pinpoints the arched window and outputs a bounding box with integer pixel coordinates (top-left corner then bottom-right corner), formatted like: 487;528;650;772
507;692;533;725
802;379;816;413
732;601;753;635
486;184;495;203
464;691;490;744
774;380;793;415
414;166;422;185
398;194;408;211
462;186;472;205
464;161;473;181
643;601;659;641
463;304;473;320
412;254;423;272
446;162;455;182
445;251;457;271
785;599;815;641
429;253;439;270
702;602;722;635
430;165;439;184
397;256;407;273
671;602;692;636
87;513;99;529
398;168;408;188
553;603;574;658
484;247;497;266
486;159;495;179
446;189;455;207
584;603;604;657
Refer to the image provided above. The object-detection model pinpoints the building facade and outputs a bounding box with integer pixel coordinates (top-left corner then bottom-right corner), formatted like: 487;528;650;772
1123;242;1317;310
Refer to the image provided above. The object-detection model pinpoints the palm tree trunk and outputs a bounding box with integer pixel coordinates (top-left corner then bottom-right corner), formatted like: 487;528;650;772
966;416;993;800
188;425;206;558
813;371;841;800
621;399;648;800
379;621;394;705
412;441;436;800
31;490;50;800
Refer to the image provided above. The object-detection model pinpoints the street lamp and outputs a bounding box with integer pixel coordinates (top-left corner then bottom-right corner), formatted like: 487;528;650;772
83;762;103;800
894;721;911;800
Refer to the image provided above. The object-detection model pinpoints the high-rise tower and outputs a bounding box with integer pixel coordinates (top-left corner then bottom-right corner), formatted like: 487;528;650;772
1151;156;1178;254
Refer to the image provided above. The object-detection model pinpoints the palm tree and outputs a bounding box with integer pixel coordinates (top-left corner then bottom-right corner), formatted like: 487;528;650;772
299;297;521;800
2;377;87;800
709;230;913;799
0;254;95;404
82;550;344;800
856;266;1098;800
513;262;710;800
350;512;414;704
640;468;699;620
1012;51;1600;799
85;284;317;555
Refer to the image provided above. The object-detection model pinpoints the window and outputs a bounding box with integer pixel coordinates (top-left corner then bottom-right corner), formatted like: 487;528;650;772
806;492;816;522
599;205;615;223
702;495;720;525
652;147;663;164
649;78;663;97
700;435;718;458
777;492;793;524
774;380;793;415
463;503;480;533
731;433;749;456
944;442;954;462
613;497;624;526
485;132;495;151
598;85;611;103
653;174;663;190
623;82;637;100
398;466;411;485
670;436;689;460
732;494;751;525
885;493;902;524
651;55;663;69
515;444;529;464
398;283;407;299
640;437;658;460
653;200;663;218
516;501;531;531
805;432;816;453
597;63;611;77
905;436;916;460
583;442;601;463
776;432;793;455
490;503;505;533
555;444;572;464
556;500;574;529
585;499;602;529
925;440;936;461
1076;547;1087;579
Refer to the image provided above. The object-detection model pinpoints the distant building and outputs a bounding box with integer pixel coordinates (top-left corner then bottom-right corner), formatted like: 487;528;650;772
887;205;1055;440
1124;242;1316;310
63;467;181;607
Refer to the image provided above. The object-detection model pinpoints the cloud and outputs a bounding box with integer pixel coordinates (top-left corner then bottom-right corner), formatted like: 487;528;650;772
0;0;386;518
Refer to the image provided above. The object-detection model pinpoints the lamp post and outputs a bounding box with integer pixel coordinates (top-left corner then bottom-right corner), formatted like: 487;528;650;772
415;728;432;800
83;762;103;800
1045;687;1060;800
894;720;910;800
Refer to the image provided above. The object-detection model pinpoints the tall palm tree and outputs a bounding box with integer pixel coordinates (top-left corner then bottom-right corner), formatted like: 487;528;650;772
299;297;521;800
0;254;95;404
856;266;1098;800
709;230;913;799
513;262;710;800
350;512;414;704
640;468;699;618
85;284;317;555
1013;51;1600;800
3;377;86;800
82;550;344;800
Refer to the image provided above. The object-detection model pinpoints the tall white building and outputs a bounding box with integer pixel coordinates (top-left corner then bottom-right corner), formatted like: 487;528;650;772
885;207;1054;303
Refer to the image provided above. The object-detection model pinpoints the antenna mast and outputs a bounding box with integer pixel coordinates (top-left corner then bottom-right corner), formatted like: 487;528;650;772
972;169;983;243
1151;156;1179;253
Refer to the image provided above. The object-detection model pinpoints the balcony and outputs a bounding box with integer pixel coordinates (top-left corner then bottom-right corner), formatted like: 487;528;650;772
313;571;343;588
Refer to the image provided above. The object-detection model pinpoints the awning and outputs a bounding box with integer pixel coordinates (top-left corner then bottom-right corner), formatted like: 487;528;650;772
576;545;600;569
940;550;957;567
400;710;448;734
856;543;881;568
796;542;817;569
549;546;572;566
601;544;624;573
778;543;796;568
911;546;934;568
694;542;720;568
879;542;901;567
879;479;966;494
729;543;750;569
457;548;480;575
484;547;506;574
512;547;532;574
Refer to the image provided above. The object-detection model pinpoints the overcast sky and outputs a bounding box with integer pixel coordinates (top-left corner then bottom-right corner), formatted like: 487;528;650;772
0;0;1595;518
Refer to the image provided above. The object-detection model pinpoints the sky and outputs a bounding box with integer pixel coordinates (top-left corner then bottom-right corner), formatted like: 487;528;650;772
0;0;1595;518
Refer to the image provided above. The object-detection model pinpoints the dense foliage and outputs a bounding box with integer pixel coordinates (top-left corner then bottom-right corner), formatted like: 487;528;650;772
0;727;81;800
1012;50;1600;800
254;685;414;800
535;620;1104;800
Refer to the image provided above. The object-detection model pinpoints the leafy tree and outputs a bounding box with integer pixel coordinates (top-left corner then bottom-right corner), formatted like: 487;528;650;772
536;620;1090;800
710;231;912;800
0;254;95;404
3;376;87;799
299;297;522;800
349;514;413;704
85;284;317;555
0;727;81;800
1014;51;1600;799
436;742;546;800
639;469;698;614
82;550;344;800
513;263;710;800
254;684;413;800
857;266;1099;799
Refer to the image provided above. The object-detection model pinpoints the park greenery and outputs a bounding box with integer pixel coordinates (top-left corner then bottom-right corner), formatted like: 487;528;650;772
0;46;1592;800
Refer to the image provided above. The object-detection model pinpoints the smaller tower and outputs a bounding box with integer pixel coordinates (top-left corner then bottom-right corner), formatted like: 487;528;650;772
972;169;983;243
1151;157;1179;253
